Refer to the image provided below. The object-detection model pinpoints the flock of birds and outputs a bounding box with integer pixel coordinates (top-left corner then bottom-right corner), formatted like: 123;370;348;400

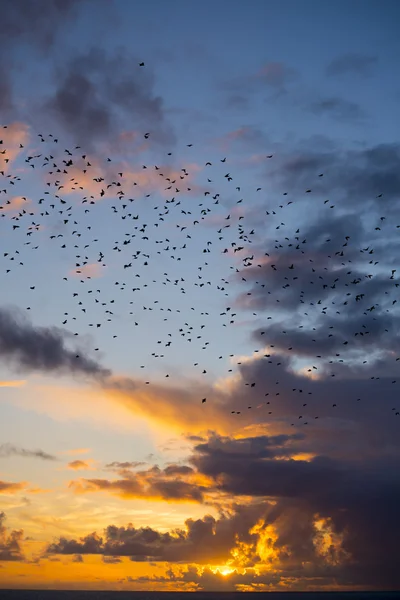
1;121;399;425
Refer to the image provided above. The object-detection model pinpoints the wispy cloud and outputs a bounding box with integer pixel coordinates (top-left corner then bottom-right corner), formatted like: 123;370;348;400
0;443;57;461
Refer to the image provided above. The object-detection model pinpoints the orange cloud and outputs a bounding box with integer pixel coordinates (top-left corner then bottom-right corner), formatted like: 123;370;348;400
68;460;210;504
68;476;204;503
67;460;95;471
26;487;52;494
0;380;26;388
61;448;92;456
104;376;237;436
0;481;27;494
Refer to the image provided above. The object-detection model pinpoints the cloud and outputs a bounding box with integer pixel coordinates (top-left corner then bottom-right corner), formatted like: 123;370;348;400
308;97;366;121
223;62;297;96
46;508;258;566
189;434;400;588
214;126;269;153
0;512;24;561
0;380;25;387
61;448;91;456
326;53;378;77
0;0;81;52
265;139;400;205
67;460;95;471
43;413;400;589
0;195;32;212
68;461;208;504
105;461;147;470
69;263;105;279
0;63;12;113
0;481;27;494
0;121;30;172
103;375;236;435
45;47;175;148
0;306;111;379
0;443;57;461
46;154;201;202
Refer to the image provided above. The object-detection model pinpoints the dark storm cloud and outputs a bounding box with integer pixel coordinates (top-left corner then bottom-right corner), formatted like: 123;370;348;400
45;47;175;147
326;53;378;77
0;512;24;561
0;306;111;378
234;190;400;321
308;97;367;121
238;344;397;408
193;433;304;461
0;443;58;461
46;425;400;588
46;504;268;565
189;434;400;588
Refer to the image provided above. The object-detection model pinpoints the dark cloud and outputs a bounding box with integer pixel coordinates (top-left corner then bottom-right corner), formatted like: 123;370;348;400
46;425;400;588
189;434;400;588
45;47;175;148
308;97;366;121
0;0;81;51
69;461;206;503
0;443;57;461
105;461;147;471
0;512;25;561
326;53;378;77
264;140;400;207
0;306;111;379
0;63;12;114
46;505;265;566
193;433;304;462
72;553;83;563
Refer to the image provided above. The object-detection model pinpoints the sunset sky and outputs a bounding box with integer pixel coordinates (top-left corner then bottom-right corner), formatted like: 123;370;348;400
1;0;400;592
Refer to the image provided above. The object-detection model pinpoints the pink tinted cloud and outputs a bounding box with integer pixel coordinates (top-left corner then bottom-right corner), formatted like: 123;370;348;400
69;263;105;279
0;122;30;172
0;195;31;212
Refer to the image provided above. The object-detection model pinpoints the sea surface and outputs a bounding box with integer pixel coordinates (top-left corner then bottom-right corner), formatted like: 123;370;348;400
0;592;400;600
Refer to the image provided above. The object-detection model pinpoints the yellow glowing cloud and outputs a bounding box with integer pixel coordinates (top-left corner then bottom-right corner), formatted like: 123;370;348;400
0;380;26;388
11;381;150;434
67;460;96;471
0;480;28;494
105;376;237;436
61;448;92;456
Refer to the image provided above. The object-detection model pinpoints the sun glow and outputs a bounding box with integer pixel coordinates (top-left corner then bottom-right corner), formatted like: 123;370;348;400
211;565;235;577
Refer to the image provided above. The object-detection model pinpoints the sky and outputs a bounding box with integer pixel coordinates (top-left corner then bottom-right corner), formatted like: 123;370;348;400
1;0;400;592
